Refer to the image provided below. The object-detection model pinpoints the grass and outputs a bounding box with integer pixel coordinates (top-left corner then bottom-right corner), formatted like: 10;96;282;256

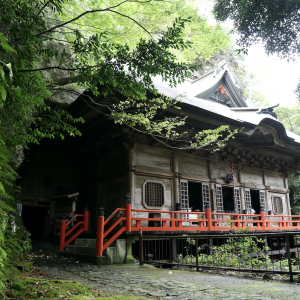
2;268;151;300
3;276;100;300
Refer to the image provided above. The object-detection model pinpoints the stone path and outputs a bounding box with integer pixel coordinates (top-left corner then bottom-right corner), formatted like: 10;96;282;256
34;263;300;300
75;268;271;300
30;242;300;300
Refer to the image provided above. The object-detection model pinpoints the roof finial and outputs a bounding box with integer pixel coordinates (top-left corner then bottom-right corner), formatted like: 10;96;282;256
213;60;227;78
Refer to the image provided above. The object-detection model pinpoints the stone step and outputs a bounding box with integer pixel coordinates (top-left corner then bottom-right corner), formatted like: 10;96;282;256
74;238;123;247
65;238;126;265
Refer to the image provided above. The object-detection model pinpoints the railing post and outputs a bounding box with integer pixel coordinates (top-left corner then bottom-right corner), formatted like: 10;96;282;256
59;213;66;251
235;214;240;230
125;196;132;232
83;204;89;231
206;204;212;231
139;228;143;265
260;208;266;230
171;212;176;229
96;208;104;256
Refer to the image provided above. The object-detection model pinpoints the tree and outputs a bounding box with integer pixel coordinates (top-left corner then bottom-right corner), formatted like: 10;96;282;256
276;104;300;135
0;0;235;289
1;0;234;150
213;0;300;59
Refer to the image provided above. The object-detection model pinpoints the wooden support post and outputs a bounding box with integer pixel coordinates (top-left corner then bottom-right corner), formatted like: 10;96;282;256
208;237;213;255
195;238;199;271
260;208;266;230
139;229;143;265
83;205;89;231
95;208;105;256
125;196;132;232
172;238;177;262
264;237;268;255
59;214;66;252
172;153;179;224
206;205;212;231
285;235;294;282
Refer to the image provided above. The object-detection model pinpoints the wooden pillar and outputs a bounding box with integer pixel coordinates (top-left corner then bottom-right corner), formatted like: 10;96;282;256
128;148;135;209
171;238;177;262
172;153;179;207
284;176;291;215
208;160;215;211
262;171;267;186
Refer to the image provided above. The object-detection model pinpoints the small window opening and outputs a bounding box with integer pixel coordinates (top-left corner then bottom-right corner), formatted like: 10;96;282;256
250;190;260;214
222;187;234;213
188;182;203;211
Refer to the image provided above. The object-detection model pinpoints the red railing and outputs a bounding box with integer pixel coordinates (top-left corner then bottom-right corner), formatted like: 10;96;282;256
94;204;300;256
59;208;89;251
59;201;300;257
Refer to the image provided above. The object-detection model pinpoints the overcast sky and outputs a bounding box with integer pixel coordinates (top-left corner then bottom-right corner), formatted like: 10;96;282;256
244;44;300;108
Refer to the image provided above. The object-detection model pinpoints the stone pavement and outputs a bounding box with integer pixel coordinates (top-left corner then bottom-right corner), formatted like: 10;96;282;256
29;242;300;300
34;263;300;300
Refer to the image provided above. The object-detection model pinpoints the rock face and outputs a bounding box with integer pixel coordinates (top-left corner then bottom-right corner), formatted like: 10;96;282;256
46;84;85;110
39;40;85;109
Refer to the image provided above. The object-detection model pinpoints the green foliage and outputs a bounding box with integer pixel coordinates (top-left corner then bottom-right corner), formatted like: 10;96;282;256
276;103;300;135
61;0;231;63
287;171;300;214
179;232;297;274
4;277;99;299
213;0;300;59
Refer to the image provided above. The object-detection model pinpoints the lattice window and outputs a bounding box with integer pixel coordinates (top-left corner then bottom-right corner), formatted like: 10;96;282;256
234;188;241;214
259;191;267;212
215;185;223;213
273;196;283;214
180;181;189;211
202;184;210;211
143;181;164;208
244;189;252;214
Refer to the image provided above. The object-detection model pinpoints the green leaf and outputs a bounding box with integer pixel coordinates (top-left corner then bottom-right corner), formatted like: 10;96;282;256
0;66;5;83
0;42;15;53
0;182;5;193
0;84;6;101
0;32;7;42
5;63;13;80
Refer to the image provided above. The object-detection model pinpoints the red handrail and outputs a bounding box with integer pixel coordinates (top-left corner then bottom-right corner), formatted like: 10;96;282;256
104;208;125;225
94;205;300;258
66;214;83;227
59;209;89;251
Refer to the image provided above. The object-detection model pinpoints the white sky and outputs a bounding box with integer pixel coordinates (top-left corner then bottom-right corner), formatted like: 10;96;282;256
244;44;300;108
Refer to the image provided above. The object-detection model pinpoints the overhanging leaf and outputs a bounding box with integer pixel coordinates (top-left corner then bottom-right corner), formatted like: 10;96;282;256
0;42;15;53
0;84;6;101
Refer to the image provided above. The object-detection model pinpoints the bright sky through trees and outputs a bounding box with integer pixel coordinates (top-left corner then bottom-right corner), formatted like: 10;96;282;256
244;44;300;108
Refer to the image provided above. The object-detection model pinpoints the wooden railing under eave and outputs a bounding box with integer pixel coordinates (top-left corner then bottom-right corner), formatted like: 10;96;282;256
59;198;300;256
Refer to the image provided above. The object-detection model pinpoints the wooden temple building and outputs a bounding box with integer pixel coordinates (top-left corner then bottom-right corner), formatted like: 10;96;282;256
17;66;300;263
